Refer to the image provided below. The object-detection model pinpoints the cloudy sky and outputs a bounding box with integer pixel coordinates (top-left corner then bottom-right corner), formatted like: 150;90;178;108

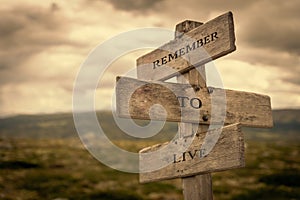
0;0;299;117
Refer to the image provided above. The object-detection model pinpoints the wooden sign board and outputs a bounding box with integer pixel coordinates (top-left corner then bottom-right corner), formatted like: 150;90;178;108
116;76;273;128
137;12;236;81
139;123;244;183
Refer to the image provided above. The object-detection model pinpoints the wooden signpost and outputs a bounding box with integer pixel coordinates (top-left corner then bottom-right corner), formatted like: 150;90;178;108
115;11;273;199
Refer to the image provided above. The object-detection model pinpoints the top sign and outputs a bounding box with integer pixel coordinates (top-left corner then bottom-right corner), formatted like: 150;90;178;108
137;12;236;81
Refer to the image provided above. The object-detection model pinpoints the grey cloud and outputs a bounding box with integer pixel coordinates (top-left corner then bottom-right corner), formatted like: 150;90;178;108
230;44;300;89
239;0;300;55
102;0;164;12
282;75;300;88
0;4;66;48
189;0;255;11
229;0;300;88
241;16;300;55
0;4;83;83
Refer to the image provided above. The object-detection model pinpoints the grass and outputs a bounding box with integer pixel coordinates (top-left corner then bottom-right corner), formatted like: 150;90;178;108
0;134;299;199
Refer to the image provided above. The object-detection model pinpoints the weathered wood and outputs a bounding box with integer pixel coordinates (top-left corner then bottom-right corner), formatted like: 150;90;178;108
183;174;213;200
137;12;236;81
139;123;245;183
175;20;213;199
116;76;273;128
180;68;213;200
175;20;203;38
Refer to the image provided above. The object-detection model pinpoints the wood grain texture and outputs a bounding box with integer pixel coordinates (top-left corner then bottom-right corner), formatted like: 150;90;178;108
179;68;213;200
139;123;245;183
182;174;213;200
175;20;203;38
136;12;236;81
175;21;213;200
116;76;273;128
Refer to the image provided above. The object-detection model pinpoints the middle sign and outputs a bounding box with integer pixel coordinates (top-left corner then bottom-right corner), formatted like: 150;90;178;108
116;76;273;128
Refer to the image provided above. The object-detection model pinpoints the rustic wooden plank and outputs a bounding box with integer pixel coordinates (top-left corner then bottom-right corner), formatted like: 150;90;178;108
116;76;273;128
183;174;213;200
139;123;245;183
136;12;236;81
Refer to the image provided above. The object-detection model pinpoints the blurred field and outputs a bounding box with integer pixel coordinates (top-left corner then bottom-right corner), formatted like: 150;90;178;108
0;110;299;199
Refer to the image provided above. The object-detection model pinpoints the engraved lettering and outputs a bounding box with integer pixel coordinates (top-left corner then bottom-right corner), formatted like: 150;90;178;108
196;38;204;48
173;148;206;163
153;60;160;69
188;150;198;159
211;32;218;41
190;98;202;109
182;152;186;161
173;154;181;163
152;31;219;69
168;51;178;62
177;96;189;107
186;42;196;53
179;47;185;56
199;149;206;158
161;56;167;65
204;35;210;44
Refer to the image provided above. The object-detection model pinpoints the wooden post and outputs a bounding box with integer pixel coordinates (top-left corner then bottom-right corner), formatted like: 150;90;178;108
176;20;213;200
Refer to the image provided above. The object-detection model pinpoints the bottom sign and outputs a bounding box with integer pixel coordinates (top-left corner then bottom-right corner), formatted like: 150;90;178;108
139;123;244;183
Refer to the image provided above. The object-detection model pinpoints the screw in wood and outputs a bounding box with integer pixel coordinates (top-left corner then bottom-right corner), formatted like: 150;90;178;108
202;115;209;121
207;87;213;94
192;85;201;92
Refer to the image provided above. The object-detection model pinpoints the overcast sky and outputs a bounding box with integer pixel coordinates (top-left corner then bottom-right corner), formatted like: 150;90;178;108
0;0;299;116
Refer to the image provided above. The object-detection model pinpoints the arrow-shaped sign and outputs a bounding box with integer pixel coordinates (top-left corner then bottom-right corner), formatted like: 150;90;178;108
139;123;244;183
137;12;236;81
116;76;273;128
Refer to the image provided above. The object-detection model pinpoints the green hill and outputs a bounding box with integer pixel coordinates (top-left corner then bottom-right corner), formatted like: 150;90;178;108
243;109;300;141
0;109;299;141
0;109;299;200
0;111;177;141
